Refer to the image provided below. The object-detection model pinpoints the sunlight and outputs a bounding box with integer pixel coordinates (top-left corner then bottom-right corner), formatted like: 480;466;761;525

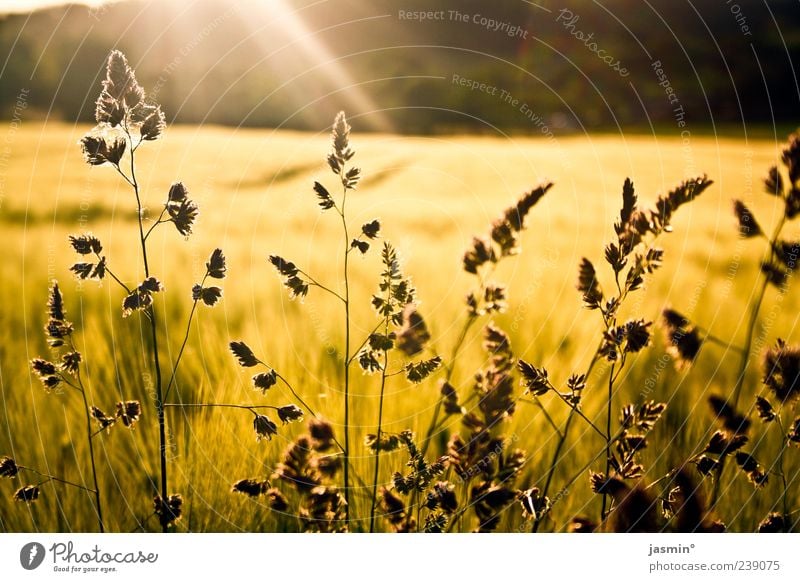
246;0;393;132
0;0;120;14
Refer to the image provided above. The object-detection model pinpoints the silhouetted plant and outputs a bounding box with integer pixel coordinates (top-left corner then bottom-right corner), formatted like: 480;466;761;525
19;50;800;533
239;418;348;532
25;281;145;531
519;175;711;530
236;114;446;531
662;134;800;518
264;112;369;521
69;51;226;531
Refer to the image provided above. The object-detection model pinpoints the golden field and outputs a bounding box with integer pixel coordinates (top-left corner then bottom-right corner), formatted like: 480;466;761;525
0;121;797;532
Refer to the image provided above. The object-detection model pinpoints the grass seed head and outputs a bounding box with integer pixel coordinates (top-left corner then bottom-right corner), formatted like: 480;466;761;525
229;341;259;367
60;351;82;375
69;234;103;255
266;487;289;512
277;404;304;424
788;417;800;446
231;478;270;497
205;248;226;279
0;456;19;478
253;415;278;442
755;396;776;423
91;406;116;433
763;339;800;402
758;512;787;533
79;134;126;166
115;401;142;428
396;306;430;356
781;133;800;184
733;200;762;238
14;485;40;503
153;494;183;528
252;370;277;392
707;395;750;435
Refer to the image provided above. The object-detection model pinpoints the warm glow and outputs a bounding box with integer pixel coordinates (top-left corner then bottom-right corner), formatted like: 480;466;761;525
246;0;393;132
1;0;120;13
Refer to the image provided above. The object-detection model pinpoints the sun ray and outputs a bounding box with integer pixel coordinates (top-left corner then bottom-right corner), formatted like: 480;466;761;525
242;0;394;133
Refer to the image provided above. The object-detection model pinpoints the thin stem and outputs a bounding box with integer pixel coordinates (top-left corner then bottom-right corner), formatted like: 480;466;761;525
369;345;390;532
96;253;132;294
701;331;745;354
532;411;576;533
521;398;563;439
369;263;393;533
90;424;113;439
143;207;168;241
419;313;478;458
550;391;606;440
297;268;346;304
712;214;786;509
77;373;105;532
610;355;627;385
163;272;207;402
126;126;149;277
775;414;790;530
248;361;348;454
66;334;105;533
104;267;131;295
601;362;616;521
731;214;786;410
164;402;349;461
349;320;385;365
125;125;168;531
533;338;605;533
340;185;352;525
163;299;198;403
165;403;277;411
535;428;627;530
274;371;318;422
407;312;478;530
56;373;84;393
19;466;97;494
112;164;135;188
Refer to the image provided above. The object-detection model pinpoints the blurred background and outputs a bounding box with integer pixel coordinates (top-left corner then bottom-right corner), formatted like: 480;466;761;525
1;0;799;133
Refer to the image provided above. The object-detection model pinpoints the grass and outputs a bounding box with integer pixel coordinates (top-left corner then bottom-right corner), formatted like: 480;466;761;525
0;119;798;532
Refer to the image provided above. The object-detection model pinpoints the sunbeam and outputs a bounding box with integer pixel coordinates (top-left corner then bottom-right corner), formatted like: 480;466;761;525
241;0;394;132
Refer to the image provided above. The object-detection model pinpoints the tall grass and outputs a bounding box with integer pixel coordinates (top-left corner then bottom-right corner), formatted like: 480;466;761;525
1;51;798;532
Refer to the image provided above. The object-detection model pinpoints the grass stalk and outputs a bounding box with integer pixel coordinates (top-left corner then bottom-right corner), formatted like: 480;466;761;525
369;347;389;532
339;186;352;524
600;362;616;521
123;126;169;531
419;312;477;458
75;371;104;532
711;215;786;509
368;263;393;532
20;466;99;495
163;270;210;402
532;345;603;532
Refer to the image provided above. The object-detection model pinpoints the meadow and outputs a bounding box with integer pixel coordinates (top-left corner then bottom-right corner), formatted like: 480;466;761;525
0;116;797;532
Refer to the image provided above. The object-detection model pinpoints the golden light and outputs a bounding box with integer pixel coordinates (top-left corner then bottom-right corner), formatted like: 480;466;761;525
243;0;393;132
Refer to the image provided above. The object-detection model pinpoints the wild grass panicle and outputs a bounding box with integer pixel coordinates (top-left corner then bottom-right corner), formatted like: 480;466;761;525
63;50;228;531
12;49;800;532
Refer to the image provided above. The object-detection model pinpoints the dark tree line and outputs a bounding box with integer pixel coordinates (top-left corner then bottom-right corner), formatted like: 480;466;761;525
1;0;797;133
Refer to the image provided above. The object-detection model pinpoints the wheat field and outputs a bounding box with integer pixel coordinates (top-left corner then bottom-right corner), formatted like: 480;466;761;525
0;120;797;532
